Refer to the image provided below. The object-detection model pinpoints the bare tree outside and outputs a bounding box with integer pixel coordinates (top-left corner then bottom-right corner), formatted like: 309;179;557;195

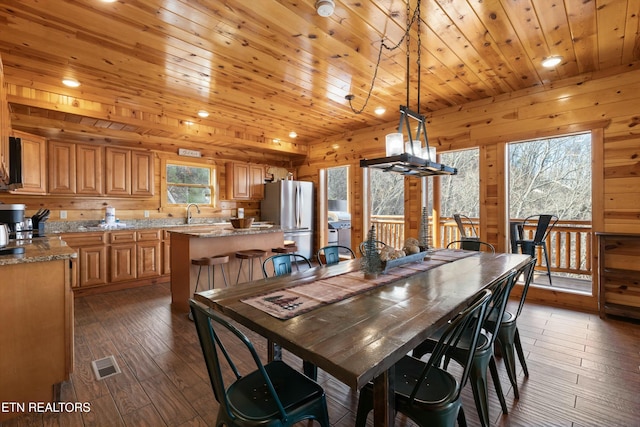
509;134;591;220
327;166;348;203
439;149;480;217
370;168;404;215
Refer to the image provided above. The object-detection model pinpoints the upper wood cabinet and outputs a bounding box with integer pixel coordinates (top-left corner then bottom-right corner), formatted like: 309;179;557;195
48;141;76;194
105;147;131;196
226;162;264;200
10;130;46;194
48;141;103;195
76;144;103;195
106;147;154;196
131;150;154;196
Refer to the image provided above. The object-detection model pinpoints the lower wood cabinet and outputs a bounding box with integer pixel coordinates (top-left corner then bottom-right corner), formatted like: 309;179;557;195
79;246;107;286
61;232;107;288
110;242;137;282
136;229;162;278
62;228;168;294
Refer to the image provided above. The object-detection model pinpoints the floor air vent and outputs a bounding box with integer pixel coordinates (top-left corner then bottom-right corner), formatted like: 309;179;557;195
91;355;121;380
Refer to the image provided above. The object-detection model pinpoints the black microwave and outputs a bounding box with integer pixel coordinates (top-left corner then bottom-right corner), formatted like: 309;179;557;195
8;136;23;189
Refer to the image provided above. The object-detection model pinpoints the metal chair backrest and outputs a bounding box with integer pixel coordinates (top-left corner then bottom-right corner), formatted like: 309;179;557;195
317;245;356;266
358;240;388;256
514;257;537;319
262;253;312;278
447;239;495;253
523;214;559;244
483;269;519;347
407;288;492;405
453;213;478;239
189;299;289;421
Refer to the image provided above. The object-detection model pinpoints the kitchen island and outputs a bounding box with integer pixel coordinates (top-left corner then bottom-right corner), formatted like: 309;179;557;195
170;225;285;313
0;237;76;422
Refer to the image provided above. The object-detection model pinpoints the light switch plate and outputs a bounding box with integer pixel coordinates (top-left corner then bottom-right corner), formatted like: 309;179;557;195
60;210;67;219
144;210;149;218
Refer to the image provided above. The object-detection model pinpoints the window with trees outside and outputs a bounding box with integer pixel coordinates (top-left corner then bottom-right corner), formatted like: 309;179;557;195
369;168;404;248
166;162;215;206
438;148;480;246
508;133;592;291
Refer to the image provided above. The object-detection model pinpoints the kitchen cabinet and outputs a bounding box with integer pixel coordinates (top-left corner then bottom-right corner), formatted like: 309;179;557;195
10;130;47;194
105;147;131;196
76;144;103;195
136;229;162;278
106;147;154;196
0;251;74;421
62;228;167;293
61;232;107;288
49;141;103;195
131;150;154;196
48;140;76;194
109;230;137;282
597;232;640;320
226;161;265;200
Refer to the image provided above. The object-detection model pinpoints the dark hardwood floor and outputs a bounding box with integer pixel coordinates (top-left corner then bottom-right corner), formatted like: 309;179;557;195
2;282;639;427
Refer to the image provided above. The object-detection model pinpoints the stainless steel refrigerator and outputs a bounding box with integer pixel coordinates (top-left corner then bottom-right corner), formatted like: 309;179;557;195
261;180;314;259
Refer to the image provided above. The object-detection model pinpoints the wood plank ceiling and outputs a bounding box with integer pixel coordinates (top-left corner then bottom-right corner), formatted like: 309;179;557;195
0;0;639;154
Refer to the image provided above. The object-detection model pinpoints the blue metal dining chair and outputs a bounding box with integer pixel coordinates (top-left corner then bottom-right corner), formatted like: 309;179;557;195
189;299;330;427
412;269;519;427
261;253;312;278
316;245;356;265
355;289;493;427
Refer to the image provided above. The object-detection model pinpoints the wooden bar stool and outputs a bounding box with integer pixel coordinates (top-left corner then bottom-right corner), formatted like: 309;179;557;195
271;245;298;254
210;255;230;289
192;257;215;293
192;255;230;292
235;249;267;285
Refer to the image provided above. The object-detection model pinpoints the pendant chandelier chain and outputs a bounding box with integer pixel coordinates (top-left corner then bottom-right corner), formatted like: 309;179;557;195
347;0;421;114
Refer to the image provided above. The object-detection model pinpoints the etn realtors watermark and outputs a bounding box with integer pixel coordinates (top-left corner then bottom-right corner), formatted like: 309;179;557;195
2;401;91;413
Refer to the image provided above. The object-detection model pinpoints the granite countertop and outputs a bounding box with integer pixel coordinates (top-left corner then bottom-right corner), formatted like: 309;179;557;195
45;219;277;234
169;224;283;238
0;236;77;266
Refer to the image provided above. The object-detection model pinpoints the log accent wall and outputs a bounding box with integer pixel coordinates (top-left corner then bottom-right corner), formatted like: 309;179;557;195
301;68;640;311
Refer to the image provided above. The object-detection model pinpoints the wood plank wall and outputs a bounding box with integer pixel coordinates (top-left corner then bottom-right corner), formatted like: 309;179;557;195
299;67;640;311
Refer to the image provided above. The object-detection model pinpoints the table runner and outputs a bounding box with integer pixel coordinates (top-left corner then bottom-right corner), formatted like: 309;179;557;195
242;249;477;319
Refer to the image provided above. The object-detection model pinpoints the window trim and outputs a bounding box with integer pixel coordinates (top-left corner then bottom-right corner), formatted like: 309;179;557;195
160;157;218;209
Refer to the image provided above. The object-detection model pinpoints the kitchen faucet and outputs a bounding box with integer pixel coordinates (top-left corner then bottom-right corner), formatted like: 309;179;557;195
186;203;200;224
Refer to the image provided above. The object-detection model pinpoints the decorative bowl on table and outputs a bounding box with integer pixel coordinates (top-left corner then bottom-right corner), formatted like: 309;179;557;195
230;217;254;229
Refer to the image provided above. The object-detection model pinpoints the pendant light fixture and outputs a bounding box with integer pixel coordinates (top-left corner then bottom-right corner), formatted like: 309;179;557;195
356;0;457;177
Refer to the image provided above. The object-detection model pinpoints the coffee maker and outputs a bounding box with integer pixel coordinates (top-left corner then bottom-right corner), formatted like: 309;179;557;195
0;204;26;235
0;204;26;255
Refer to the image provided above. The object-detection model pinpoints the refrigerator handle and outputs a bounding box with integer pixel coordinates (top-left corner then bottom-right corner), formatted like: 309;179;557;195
296;183;302;228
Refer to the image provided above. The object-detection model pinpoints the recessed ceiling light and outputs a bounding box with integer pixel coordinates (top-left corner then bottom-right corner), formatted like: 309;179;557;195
197;110;209;118
289;131;297;138
541;56;563;68
184;121;194;126
62;78;80;87
316;0;335;17
374;106;386;115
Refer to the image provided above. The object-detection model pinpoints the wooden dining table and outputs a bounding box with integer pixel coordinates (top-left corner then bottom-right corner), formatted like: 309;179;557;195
194;250;530;427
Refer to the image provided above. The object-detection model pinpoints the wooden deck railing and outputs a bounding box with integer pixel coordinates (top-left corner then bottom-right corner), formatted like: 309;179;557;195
370;215;593;277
